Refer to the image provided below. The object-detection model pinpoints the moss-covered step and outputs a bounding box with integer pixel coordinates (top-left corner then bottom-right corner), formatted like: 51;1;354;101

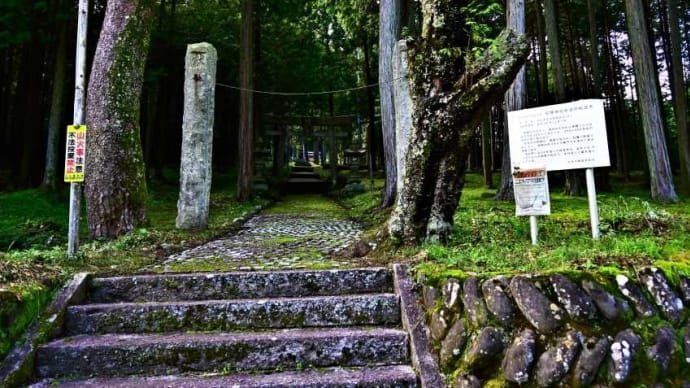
87;268;393;303
64;294;401;335
35;327;409;378
35;365;419;387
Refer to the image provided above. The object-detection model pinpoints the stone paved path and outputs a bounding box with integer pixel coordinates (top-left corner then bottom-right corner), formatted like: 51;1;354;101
154;195;364;272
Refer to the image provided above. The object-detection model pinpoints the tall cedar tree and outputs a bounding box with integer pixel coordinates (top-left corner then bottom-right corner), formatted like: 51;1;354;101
496;0;527;201
388;0;528;244
237;0;254;202
379;0;401;207
624;0;678;203
85;0;156;238
665;0;690;195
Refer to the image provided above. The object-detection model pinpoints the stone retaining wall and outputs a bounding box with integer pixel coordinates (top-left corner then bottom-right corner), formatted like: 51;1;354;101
417;267;690;387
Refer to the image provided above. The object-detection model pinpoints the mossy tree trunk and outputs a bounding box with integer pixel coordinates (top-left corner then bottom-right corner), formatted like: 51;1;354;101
624;0;678;203
388;0;528;244
85;0;156;238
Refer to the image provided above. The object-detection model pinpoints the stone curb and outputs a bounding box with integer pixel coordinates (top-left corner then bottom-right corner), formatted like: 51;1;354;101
394;264;444;388
0;272;91;388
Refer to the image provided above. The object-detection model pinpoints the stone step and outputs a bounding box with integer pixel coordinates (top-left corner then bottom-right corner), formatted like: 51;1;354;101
35;328;409;378
87;268;393;303
291;165;315;173
65;294;401;335
289;171;321;178
33;365;419;387
286;178;326;184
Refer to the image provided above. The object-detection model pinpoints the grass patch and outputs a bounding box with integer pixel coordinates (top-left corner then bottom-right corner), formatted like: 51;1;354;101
0;170;268;359
408;173;690;279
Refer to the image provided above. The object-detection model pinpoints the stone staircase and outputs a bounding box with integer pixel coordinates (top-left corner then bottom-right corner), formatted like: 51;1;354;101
285;164;330;193
31;268;419;387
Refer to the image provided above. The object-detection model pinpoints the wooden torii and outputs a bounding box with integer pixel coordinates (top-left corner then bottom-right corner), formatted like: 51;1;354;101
263;115;355;185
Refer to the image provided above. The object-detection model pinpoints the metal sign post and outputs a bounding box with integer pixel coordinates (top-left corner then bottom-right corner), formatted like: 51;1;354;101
513;168;550;245
67;0;88;258
585;168;600;240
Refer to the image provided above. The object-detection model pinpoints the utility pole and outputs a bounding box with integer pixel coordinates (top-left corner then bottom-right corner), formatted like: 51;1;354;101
67;0;88;257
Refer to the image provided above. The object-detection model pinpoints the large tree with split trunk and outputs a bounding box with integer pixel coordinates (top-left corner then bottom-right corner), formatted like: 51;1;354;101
388;0;528;244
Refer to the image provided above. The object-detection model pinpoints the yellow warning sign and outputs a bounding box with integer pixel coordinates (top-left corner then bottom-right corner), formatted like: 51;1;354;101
64;125;87;183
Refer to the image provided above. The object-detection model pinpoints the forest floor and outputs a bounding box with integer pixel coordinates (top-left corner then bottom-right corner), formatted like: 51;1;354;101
1;170;690;360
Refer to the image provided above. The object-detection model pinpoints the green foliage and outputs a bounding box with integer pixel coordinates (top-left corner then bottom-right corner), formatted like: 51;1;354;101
460;1;504;49
0;190;69;251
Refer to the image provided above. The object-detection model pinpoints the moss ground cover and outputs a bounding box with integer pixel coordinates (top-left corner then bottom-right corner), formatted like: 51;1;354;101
339;173;690;281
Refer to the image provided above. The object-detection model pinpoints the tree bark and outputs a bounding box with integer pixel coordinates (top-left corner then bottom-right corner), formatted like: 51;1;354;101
42;24;68;190
482;117;493;189
237;0;254;202
388;1;528;244
534;0;549;104
496;0;526;201
379;0;401;207
665;0;690;195
624;0;678;202
544;0;584;195
587;0;602;97
544;0;566;102
363;29;378;172
85;0;155;238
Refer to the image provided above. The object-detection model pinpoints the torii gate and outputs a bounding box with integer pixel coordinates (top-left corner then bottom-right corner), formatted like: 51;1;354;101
263;115;355;185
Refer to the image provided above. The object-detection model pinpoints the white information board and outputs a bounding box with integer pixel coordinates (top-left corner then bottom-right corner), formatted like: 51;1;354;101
513;168;551;216
508;99;611;171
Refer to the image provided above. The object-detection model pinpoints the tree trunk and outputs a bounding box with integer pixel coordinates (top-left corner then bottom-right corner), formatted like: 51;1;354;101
665;0;690;195
363;30;378;172
482;117;493;189
544;0;566;102
496;0;526;201
42;24;68;190
624;0;678;203
237;0;254;202
388;1;528;244
587;0;602;97
544;0;585;195
534;0;549;103
85;0;155;238
379;0;401;207
603;6;630;177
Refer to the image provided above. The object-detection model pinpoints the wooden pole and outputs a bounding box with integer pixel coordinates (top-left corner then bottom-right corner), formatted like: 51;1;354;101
68;0;88;257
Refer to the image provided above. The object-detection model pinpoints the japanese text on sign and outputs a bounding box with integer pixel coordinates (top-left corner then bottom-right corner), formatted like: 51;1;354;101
64;125;87;183
513;168;551;217
507;99;611;171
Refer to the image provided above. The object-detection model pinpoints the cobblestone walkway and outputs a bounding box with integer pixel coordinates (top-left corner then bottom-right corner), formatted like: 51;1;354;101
155;196;364;272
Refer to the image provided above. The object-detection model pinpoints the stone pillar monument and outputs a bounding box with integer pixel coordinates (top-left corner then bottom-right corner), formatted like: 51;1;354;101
393;40;413;191
177;42;217;229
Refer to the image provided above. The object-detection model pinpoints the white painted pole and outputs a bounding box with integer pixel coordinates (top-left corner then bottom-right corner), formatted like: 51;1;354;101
585;168;600;240
530;215;538;245
68;0;88;258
